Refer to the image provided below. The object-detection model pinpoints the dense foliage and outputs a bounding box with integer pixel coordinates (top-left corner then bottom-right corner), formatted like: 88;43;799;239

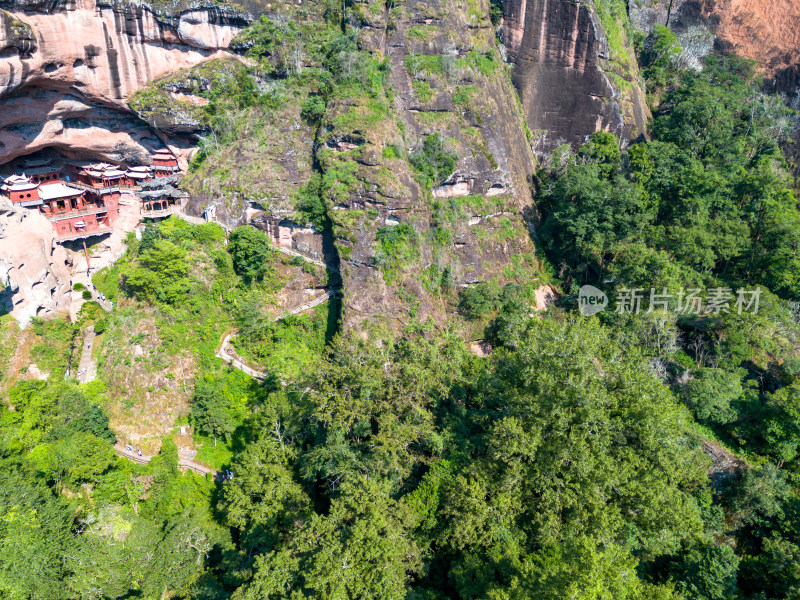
3;3;800;599
532;47;800;600
539;56;796;297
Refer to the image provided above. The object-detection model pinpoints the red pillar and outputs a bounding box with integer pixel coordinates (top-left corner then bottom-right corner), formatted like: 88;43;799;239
83;239;91;274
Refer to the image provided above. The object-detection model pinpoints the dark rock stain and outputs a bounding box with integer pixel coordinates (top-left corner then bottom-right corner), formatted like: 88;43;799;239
101;21;123;99
503;0;623;153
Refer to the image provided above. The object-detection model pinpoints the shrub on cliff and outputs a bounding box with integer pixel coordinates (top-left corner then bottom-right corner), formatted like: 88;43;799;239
373;223;420;283
640;24;681;90
228;226;277;286
409;133;457;188
124;239;191;305
457;281;501;320
301;95;326;124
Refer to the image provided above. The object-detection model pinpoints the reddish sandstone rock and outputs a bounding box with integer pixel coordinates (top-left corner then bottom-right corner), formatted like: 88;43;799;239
0;0;247;164
0;200;73;326
629;0;800;93
502;0;649;153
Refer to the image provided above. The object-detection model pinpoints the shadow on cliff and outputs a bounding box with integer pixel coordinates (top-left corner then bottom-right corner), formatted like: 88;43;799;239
322;225;342;344
0;286;13;316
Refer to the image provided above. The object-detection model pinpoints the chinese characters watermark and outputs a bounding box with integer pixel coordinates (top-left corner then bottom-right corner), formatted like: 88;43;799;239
579;285;762;316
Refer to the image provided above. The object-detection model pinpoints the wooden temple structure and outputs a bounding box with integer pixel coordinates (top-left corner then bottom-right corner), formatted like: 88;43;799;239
151;151;180;178
1;150;183;264
1;174;118;242
137;178;187;219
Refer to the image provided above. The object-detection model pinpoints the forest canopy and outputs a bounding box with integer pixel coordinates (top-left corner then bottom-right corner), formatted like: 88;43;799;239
2;3;800;600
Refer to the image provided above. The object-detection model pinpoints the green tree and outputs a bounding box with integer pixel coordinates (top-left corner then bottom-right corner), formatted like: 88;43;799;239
740;534;800;599
191;379;236;446
298;332;457;493
494;538;680;600
764;383;800;463
641;24;680;89
435;318;706;596
53;432;116;485
458;281;501;320
672;543;740;600
221;437;311;554
51;386;115;442
728;463;791;527
125;238;191;304
683;368;743;425
236;477;421;600
578;130;622;177
0;463;74;600
139;222;161;253
301;95;326;124
540;163;651;281
228;226;276;285
139;511;220;599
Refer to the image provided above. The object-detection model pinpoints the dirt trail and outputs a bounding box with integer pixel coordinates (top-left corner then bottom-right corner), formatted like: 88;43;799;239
114;443;219;478
77;326;97;383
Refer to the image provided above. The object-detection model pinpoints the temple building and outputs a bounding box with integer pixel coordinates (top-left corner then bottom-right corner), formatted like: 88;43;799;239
137;181;187;219
1;149;182;252
41;184;117;242
1;175;41;207
26;165;63;185
70;162;129;195
152;151;180;177
126;165;153;185
1;173;117;242
23;158;50;169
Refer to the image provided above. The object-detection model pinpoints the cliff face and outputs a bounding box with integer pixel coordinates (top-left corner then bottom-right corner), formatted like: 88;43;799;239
183;0;545;333
502;0;649;153
629;0;800;94
0;0;247;164
0;200;73;325
336;0;540;331
0;0;249;325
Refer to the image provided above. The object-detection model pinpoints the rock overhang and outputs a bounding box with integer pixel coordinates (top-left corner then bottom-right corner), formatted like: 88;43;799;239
0;0;252;167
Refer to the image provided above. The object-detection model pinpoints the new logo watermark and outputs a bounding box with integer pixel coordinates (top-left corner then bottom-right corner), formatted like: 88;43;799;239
578;285;608;316
577;286;762;316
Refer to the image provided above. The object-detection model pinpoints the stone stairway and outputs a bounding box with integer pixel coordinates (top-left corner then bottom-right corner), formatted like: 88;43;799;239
114;443;219;478
215;333;268;381
274;245;329;270
76;325;97;383
214;289;340;381
280;288;339;319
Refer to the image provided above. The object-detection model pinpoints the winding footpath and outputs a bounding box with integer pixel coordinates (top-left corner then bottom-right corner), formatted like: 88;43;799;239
215;334;268;381
215;289;340;381
76;326;97;384
102;216;335;477
114;444;219;479
273;245;330;271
